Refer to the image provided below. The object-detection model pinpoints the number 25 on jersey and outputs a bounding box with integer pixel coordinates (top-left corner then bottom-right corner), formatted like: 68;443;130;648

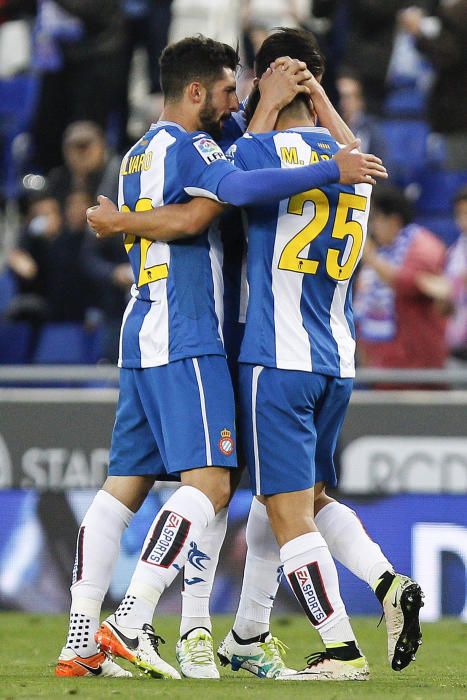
279;189;367;281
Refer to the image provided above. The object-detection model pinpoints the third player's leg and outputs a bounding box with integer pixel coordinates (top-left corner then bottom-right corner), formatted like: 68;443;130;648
238;364;369;680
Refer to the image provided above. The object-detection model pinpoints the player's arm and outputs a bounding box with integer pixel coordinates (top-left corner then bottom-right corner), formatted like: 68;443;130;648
306;74;357;146
87;157;341;240
87;195;225;240
89;136;386;239
218;139;387;208
247;57;312;133
89;140;387;238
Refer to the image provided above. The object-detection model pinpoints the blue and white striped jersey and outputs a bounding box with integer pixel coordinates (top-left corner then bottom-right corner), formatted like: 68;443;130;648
117;121;237;368
233;127;372;378
210;110;248;374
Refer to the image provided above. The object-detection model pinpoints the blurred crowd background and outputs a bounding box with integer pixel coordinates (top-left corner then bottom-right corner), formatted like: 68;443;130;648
0;0;466;373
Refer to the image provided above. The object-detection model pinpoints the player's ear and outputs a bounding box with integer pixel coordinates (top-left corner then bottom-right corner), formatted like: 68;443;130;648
252;77;259;87
187;81;205;104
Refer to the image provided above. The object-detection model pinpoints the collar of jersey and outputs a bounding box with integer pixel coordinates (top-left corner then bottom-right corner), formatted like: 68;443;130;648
285;126;331;135
151;120;187;132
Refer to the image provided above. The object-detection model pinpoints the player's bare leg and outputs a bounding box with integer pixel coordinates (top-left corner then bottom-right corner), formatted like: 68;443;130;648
55;475;155;678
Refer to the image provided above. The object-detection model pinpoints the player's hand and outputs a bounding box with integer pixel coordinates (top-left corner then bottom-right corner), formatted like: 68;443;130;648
301;71;324;98
258;56;311;112
86;195;121;237
334;140;388;186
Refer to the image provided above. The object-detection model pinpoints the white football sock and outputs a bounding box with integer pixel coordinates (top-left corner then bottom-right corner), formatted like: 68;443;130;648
234;498;281;639
117;485;215;629
281;532;356;645
180;507;228;637
66;490;133;655
315;501;393;588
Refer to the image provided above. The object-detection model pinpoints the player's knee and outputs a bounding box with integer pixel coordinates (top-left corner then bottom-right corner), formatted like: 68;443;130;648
200;486;230;514
218;487;231;511
102;475;155;512
207;476;231;512
265;492;315;544
314;486;335;516
182;467;231;513
267;502;307;530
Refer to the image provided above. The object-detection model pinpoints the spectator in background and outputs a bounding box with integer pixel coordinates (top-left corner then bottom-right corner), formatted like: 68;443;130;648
336;71;387;160
418;186;467;364
0;0;35;78
32;0;126;173
310;0;350;108
47;121;121;205
169;0;241;47
354;185;448;374
242;0;311;66
118;0;173;149
81;226;132;364
399;1;467;169
7;189;94;323
340;0;411;115
45;120;129;363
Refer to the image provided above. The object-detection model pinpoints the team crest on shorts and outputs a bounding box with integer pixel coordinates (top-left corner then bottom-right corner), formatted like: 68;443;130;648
218;428;234;456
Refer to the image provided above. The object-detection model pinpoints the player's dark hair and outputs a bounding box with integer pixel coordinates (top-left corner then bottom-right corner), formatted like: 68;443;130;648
245;27;325;124
255;27;324;81
372;185;413;226
160;35;240;101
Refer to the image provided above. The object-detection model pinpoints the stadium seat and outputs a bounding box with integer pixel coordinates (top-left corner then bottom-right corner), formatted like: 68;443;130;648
0;73;39;199
0;321;32;363
380;119;430;184
32;323;101;364
413;170;467;216
0;268;18;316
384;86;426;119
86;325;105;365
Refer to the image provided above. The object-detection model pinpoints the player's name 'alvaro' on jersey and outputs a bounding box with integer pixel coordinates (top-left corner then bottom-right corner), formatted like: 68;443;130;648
232;127;372;378
117;121;237;369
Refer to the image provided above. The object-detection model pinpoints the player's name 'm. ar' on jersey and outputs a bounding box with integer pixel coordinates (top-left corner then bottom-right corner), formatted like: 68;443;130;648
117;120;237;369
232;127;372;378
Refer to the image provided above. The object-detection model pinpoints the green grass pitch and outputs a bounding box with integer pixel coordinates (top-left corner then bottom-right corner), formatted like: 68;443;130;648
1;613;466;699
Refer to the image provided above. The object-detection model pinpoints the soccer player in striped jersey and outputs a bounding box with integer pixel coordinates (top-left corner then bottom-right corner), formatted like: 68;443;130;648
57;34;387;681
86;32;423;681
95;29;424;682
218;29;424;681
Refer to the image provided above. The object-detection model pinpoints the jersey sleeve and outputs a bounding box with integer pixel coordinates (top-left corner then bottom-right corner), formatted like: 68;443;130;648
178;133;237;202
230;134;261;171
